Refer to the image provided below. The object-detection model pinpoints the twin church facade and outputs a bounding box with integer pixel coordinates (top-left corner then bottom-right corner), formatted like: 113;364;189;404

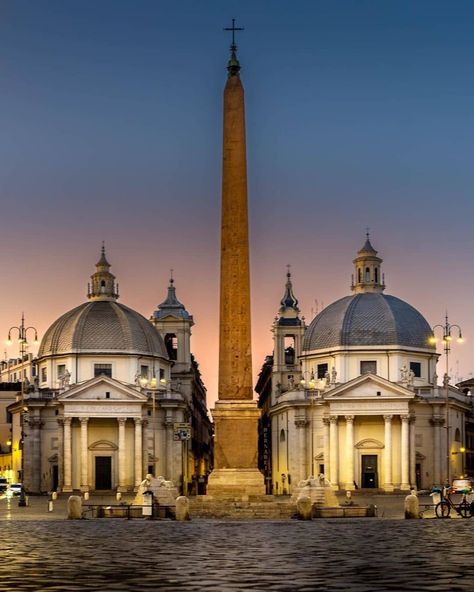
3;37;470;496
6;236;469;495
257;238;469;494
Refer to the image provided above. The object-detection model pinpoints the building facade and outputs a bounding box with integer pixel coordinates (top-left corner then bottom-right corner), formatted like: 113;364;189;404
257;238;470;494
8;248;212;494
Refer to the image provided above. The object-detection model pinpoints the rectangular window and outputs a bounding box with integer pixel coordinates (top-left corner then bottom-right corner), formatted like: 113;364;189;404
159;368;165;380
410;362;421;378
317;363;328;379
57;364;66;378
360;361;377;375
41;367;47;383
140;365;149;378
94;364;112;378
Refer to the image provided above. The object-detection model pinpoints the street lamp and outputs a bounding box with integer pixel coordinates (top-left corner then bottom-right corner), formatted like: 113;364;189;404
300;371;326;477
5;314;38;505
430;313;464;485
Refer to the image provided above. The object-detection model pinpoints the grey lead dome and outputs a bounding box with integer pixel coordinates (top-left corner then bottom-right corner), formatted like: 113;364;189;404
303;293;435;351
38;301;168;358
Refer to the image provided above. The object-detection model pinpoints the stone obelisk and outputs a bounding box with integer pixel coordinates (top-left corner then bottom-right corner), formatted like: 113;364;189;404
207;21;264;496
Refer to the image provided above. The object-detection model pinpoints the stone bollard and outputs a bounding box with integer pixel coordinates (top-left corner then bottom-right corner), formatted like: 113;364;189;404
296;495;312;520
404;490;420;519
175;496;190;521
67;495;83;520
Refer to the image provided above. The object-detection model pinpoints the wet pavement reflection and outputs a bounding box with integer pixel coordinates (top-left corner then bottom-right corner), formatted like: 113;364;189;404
1;519;474;591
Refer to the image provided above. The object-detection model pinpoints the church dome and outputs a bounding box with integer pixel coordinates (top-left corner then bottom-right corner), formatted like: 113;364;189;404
304;293;434;351
304;237;434;352
38;246;168;359
38;301;169;358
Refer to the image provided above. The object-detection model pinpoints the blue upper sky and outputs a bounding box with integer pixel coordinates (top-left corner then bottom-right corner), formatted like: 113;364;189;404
1;1;473;399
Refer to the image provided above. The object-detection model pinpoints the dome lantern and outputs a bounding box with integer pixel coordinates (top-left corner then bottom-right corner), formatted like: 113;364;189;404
351;232;385;294
87;243;119;302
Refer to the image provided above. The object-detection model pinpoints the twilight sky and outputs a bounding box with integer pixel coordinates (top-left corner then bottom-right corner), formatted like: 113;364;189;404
1;1;473;406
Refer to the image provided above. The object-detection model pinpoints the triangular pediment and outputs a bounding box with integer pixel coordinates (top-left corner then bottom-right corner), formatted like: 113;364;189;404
324;373;415;400
58;375;147;402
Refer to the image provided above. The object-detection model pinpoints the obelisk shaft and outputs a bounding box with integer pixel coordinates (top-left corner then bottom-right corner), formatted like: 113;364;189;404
218;74;253;401
207;37;265;495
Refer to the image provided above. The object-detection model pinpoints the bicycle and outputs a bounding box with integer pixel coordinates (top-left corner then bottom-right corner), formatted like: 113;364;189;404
435;487;473;519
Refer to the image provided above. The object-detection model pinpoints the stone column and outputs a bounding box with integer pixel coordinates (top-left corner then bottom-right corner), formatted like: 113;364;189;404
165;418;174;481
344;415;355;490
29;417;42;493
294;418;308;481
400;414;410;490
323;417;330;481
409;416;416;488
134;417;143;488
329;415;339;489
431;417;443;485
383;415;394;492
142;419;149;477
117;418;127;492
80;417;89;492
63;417;72;492
57;418;64;491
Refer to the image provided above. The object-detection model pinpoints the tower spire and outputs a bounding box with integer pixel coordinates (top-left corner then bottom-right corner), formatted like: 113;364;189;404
223;18;244;77
279;265;300;317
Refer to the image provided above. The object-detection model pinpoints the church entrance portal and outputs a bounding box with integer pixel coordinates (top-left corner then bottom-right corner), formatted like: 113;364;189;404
361;455;378;488
95;456;112;490
51;465;58;492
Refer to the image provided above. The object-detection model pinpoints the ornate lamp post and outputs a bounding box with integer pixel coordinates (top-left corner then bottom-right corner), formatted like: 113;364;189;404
300;371;326;477
5;313;38;506
430;314;464;485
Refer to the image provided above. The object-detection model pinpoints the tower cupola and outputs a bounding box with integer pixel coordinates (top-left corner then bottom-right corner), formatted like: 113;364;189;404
87;243;119;301
351;233;385;294
278;266;301;325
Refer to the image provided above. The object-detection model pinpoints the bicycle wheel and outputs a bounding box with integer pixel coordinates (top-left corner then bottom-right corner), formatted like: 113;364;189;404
458;500;471;518
435;501;451;518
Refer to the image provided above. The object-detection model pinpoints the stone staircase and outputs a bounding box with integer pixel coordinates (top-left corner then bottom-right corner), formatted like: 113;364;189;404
188;495;296;520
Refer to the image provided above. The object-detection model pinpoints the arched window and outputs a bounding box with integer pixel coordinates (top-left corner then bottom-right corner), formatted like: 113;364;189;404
455;428;461;442
280;429;286;443
164;333;178;361
365;267;370;282
358;269;362;283
374;268;378;283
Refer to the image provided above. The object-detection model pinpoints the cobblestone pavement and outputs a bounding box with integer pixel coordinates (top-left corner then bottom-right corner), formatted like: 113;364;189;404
1;518;474;591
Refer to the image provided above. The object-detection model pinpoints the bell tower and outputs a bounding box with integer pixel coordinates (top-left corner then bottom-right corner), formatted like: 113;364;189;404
272;267;305;402
151;273;194;375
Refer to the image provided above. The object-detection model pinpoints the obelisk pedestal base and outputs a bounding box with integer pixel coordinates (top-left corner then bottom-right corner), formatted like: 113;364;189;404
207;400;265;497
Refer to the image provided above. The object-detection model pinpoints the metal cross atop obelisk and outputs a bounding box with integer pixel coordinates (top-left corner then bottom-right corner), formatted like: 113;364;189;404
223;18;244;50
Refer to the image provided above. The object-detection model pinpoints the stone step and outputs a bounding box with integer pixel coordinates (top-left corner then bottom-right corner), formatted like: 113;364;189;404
188;498;296;519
